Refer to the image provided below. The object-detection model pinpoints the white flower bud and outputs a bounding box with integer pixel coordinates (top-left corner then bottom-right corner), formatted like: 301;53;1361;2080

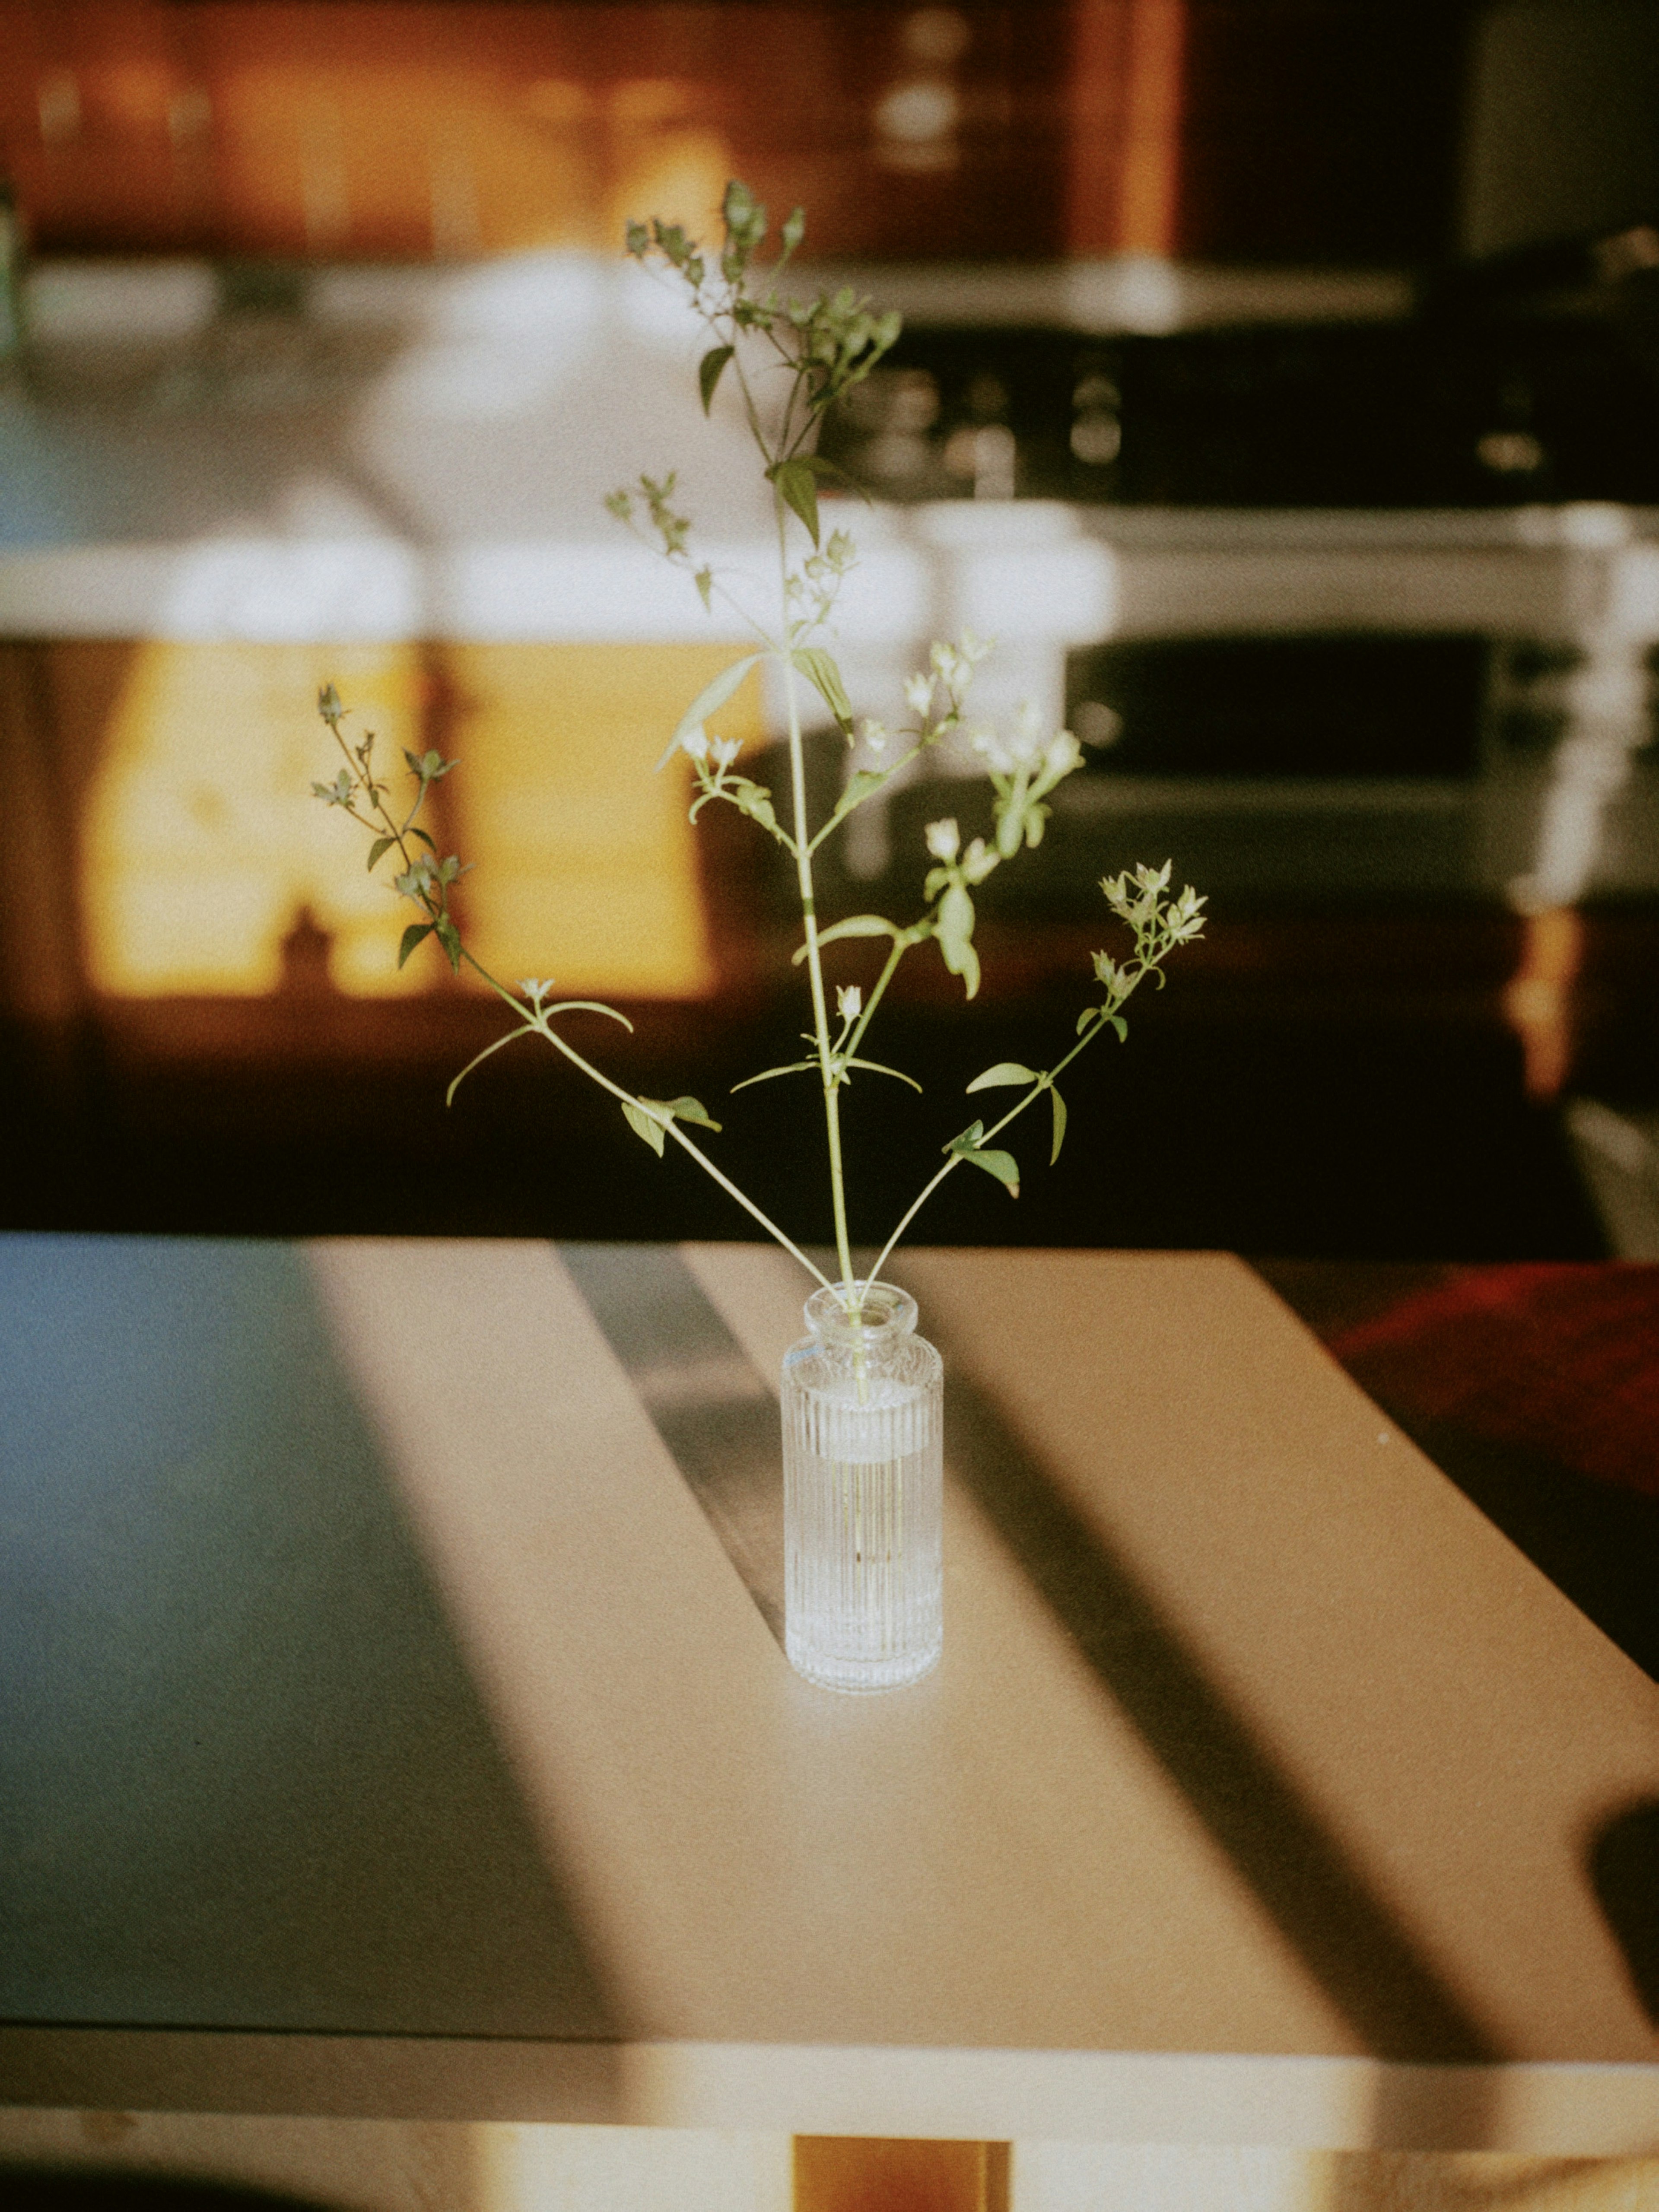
858;717;888;756
925;817;960;863
711;736;742;769
680;724;710;763
1009;699;1045;764
836;984;863;1023
904;671;934;716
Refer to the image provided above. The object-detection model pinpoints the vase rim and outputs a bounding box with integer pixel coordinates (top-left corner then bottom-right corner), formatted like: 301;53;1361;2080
804;1279;917;1341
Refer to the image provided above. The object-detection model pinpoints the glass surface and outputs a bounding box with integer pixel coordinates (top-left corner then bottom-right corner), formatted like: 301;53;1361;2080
782;1281;943;1693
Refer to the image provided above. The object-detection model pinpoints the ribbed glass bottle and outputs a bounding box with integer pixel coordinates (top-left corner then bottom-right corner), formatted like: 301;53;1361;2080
782;1281;943;1693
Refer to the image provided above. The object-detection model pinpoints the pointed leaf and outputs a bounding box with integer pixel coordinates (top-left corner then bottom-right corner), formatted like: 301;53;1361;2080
434;914;463;972
791;645;852;730
731;1059;816;1092
445;1024;532;1108
824;766;888;827
397;922;434;969
367;836;394;871
1049;1085;1068;1165
797;913;899;960
663;1094;722;1132
773;457;820;546
966;1061;1038;1093
658;654;762;770
953;1142;1020;1196
622;1099;667;1156
542;1000;635;1030
1108;1013;1128;1040
844;1057;922;1093
409;826;436;850
698;344;735;414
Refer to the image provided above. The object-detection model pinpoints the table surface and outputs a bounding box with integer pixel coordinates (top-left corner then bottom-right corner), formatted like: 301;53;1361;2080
3;1236;1658;2151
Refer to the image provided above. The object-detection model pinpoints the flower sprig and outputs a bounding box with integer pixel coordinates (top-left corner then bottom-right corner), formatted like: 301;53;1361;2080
313;183;1206;1313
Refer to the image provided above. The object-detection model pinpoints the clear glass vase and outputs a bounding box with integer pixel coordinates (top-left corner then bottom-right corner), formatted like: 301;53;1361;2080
782;1281;943;1693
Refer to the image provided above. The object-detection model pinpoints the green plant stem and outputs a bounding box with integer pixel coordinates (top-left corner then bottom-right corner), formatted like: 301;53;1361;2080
861;992;1135;1290
328;716;834;1294
776;509;858;1303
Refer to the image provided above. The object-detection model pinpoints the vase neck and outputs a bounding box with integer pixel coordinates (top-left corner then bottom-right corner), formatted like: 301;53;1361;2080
804;1281;917;1356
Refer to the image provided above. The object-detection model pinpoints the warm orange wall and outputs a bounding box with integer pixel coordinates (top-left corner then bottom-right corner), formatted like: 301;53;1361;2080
0;1;1076;260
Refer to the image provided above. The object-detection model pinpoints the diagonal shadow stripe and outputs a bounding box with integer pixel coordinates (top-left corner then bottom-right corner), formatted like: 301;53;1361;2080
562;1242;1499;2068
929;1346;1500;2066
559;1242;787;1644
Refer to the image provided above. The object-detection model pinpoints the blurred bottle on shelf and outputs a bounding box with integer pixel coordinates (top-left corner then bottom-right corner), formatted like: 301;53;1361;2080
0;178;25;359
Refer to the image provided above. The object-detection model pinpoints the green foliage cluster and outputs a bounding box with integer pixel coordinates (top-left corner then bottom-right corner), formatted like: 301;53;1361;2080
314;182;1205;1307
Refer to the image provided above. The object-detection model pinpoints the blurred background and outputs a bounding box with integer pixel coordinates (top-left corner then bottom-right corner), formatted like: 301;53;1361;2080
2;0;1658;1260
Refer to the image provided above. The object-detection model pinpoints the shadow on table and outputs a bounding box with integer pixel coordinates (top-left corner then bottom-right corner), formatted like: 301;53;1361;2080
0;1238;618;2049
0;2178;338;2212
934;1359;1502;2087
1588;1799;1659;2030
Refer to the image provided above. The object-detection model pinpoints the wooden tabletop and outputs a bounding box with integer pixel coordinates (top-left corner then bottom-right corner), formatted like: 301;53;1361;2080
2;1236;1656;2150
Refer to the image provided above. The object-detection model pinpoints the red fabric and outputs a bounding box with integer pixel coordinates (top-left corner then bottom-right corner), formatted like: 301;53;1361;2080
1327;1264;1659;1500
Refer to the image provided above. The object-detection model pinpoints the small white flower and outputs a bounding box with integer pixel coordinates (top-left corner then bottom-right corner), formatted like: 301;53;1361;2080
710;735;742;769
1044;730;1081;778
958;627;993;666
904;671;934;717
837;984;863;1023
925;817;960;864
1009;699;1046;764
858;717;888;756
969;722;1013;773
680;724;710;763
929;640;960;686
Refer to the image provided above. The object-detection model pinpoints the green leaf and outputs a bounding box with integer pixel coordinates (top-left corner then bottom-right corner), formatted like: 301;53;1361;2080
663;1094;722;1132
1108;1013;1128;1040
397;922;433;969
966;1061;1038;1093
698;344;735;414
961;1145;1020;1196
541;1000;634;1030
945;1122;1019;1196
658;653;762;769
772;457;820;546
367;836;394;872
622;1099;666;1156
445;1023;533;1107
409;826;436;850
936;881;979;998
731;779;781;835
825;766;887;823
796;913;899;960
731;1059;816;1092
694;566;713;612
1049;1085;1068;1165
845;1057;922;1093
791;645;852;730
434;914;463;972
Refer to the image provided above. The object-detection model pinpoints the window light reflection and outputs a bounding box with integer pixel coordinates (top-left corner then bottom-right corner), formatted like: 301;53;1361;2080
80;640;747;1003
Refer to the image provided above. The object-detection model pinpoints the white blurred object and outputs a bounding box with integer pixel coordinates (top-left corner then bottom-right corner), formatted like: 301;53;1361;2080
1014;2140;1325;2212
482;2124;791;2212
